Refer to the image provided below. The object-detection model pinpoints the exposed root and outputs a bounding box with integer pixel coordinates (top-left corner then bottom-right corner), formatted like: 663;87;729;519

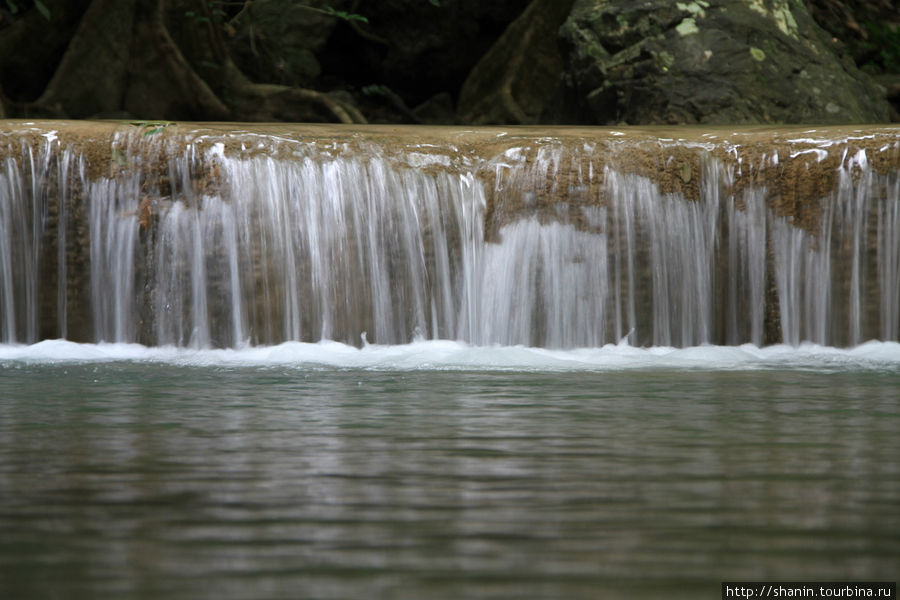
150;0;231;119
497;22;533;124
202;0;367;124
4;0;370;124
349;0;388;46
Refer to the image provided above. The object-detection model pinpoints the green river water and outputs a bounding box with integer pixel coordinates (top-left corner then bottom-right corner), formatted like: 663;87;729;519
1;348;898;599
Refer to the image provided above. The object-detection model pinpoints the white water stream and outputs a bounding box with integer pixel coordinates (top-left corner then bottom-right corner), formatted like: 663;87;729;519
1;124;898;349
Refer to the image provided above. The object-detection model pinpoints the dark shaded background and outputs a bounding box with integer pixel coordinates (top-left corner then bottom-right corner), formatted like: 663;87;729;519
0;0;897;125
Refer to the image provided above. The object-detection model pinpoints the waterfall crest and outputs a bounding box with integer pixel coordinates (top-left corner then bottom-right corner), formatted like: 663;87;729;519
1;122;898;348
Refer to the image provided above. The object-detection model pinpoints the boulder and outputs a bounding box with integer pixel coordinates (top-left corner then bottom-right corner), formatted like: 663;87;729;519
554;0;893;124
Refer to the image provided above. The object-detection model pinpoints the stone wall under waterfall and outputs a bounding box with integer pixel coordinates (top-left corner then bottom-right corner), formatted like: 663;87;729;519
1;120;898;349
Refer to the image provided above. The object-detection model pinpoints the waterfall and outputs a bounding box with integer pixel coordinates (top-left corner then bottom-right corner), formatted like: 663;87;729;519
0;122;898;348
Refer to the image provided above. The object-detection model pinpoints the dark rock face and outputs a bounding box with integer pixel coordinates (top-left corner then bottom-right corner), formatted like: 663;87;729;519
555;0;893;124
0;0;895;124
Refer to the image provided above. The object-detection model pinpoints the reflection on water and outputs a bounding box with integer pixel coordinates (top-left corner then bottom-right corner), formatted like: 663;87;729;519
1;363;899;599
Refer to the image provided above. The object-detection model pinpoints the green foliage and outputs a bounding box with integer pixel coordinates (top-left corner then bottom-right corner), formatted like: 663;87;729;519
183;10;209;24
124;120;175;137
308;1;442;27
181;1;443;43
184;6;228;26
862;22;900;72
323;6;368;24
361;84;390;97
4;0;50;21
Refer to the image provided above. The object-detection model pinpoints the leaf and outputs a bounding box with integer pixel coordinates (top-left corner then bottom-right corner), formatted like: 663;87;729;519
34;0;50;20
323;6;368;24
5;1;18;15
124;120;174;135
428;0;441;6
861;21;900;71
362;84;389;97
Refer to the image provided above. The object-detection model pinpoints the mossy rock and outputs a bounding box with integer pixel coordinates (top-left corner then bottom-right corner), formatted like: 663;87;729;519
554;0;893;124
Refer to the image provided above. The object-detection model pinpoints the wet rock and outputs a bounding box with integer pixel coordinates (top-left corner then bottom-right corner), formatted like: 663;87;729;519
555;0;893;124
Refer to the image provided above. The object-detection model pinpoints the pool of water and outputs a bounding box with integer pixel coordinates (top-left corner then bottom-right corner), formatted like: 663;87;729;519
1;342;899;599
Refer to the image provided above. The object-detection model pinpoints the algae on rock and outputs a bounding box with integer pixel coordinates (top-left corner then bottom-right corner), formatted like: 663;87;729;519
553;0;893;125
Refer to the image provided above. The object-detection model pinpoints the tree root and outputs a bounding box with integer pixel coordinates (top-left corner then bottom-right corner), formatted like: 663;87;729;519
201;0;367;124
149;0;231;119
232;78;367;123
6;0;369;124
349;0;388;46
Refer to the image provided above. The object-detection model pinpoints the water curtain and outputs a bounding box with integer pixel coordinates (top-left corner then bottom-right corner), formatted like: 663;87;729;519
1;122;898;348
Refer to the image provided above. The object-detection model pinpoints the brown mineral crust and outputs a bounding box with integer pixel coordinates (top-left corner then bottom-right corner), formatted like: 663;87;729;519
2;120;899;240
606;143;703;201
720;134;899;235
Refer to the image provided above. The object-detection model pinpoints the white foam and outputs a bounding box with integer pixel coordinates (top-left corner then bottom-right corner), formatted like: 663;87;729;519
2;339;900;371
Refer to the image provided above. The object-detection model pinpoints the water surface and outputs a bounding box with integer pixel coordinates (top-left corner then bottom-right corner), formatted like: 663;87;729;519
1;342;899;599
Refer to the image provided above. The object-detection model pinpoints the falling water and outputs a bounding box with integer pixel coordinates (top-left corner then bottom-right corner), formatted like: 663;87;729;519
0;122;898;348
